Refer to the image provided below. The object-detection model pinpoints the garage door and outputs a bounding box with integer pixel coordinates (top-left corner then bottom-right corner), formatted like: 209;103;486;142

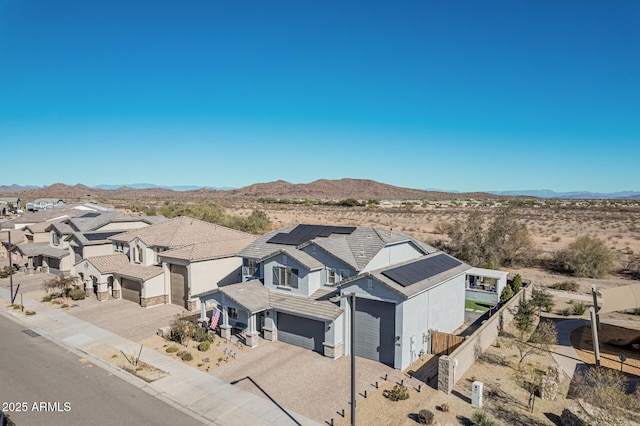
277;312;325;353
121;278;141;304
170;264;188;308
354;298;396;366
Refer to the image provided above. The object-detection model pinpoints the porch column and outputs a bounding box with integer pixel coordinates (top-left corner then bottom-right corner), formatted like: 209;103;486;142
27;256;34;275
220;305;232;340
199;301;207;324
96;281;109;301
245;313;259;348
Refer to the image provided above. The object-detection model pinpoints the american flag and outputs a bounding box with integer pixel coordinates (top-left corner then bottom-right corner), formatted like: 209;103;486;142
210;306;221;330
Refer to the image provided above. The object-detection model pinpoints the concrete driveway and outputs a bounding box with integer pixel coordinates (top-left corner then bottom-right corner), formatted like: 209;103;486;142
211;341;422;424
2;273;185;342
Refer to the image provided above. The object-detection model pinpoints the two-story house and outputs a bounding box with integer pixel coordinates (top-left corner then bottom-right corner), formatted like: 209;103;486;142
198;223;507;371
80;216;257;306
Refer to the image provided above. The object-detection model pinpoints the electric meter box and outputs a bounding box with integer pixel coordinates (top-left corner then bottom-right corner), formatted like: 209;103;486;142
472;381;483;408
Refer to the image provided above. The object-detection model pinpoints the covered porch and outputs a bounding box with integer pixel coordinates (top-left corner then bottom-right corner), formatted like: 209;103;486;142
13;242;69;274
198;280;270;348
465;267;508;305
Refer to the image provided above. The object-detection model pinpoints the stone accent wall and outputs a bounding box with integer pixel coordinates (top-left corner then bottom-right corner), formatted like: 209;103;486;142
141;295;167;308
220;325;232;339
245;332;260;348
437;282;534;394
262;327;276;342
187;299;197;312
323;342;344;360
113;289;121;299
438;356;454;392
96;291;109;302
541;365;562;401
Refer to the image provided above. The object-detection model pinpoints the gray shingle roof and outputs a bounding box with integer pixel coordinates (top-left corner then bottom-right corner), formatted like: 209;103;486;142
342;251;471;299
269;289;343;321
14;242;69;259
239;224;436;271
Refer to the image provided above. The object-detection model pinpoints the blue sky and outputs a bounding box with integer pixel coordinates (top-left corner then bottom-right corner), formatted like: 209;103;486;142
1;1;638;192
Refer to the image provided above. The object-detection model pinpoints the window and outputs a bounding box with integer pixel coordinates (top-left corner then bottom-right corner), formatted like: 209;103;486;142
133;246;143;263
227;307;238;319
340;269;350;280
273;266;298;288
243;259;258;276
327;268;336;284
52;232;60;246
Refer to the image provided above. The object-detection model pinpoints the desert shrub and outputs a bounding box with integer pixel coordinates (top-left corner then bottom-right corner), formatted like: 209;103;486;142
471;411;496;426
69;288;86;300
556;235;617;278
383;384;409;401
25;310;36;316
571;300;587;315
418;409;435;424
191;325;212;342
511;274;523;293
42;274;80;297
561;308;572;316
551;280;580;292
61;303;69;308
198;341;211;352
169;315;195;346
41;295;52;302
181;352;193;361
165;346;179;353
499;285;513;304
440;403;449;412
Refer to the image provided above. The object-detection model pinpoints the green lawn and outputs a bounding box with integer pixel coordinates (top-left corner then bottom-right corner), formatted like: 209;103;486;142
465;300;494;313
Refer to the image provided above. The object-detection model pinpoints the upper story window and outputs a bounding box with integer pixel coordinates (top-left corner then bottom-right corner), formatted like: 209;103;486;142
273;266;298;289
227;307;238;319
327;268;336;284
133;246;143;264
52;232;60;246
340;269;350;280
243;258;258;276
114;242;125;253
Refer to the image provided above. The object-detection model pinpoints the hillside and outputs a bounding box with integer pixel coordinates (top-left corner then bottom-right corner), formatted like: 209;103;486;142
0;179;500;203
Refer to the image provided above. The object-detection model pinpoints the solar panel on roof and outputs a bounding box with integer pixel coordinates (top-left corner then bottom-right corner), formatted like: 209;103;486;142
83;231;122;241
381;254;462;287
80;212;101;218
267;224;356;246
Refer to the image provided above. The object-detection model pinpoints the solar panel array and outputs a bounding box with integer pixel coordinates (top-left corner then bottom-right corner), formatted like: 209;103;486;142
381;254;462;287
83;231;122;241
267;224;356;246
80;212;101;218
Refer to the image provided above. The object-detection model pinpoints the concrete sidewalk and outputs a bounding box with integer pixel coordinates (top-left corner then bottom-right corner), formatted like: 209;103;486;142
0;286;319;426
551;318;588;379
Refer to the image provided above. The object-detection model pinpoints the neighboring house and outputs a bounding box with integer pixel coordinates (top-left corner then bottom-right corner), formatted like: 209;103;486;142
12;211;165;276
84;217;258;307
0;197;21;215
198;223;506;371
26;198;66;212
0;229;26;259
1;203;113;230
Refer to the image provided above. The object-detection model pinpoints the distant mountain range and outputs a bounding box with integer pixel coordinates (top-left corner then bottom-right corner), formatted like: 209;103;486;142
93;183;235;191
487;189;640;200
0;181;638;200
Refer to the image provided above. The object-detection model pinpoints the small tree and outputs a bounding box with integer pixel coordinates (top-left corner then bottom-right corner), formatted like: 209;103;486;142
42;275;80;299
169;315;195;347
511;274;523;293
514;320;557;369
530;289;554;315
556;235;617;278
499;285;513;304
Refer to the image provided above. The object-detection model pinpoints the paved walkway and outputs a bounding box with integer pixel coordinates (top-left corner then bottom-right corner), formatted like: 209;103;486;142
551;318;588;379
0;286;319;426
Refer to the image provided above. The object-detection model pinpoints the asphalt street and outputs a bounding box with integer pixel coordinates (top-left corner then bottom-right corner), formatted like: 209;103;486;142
0;314;204;426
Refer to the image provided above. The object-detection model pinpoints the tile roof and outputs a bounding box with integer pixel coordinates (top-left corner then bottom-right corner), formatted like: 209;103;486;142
342;251;471;299
239;224;436;271
2;207;86;228
22;222;51;233
110;216;257;249
78;254;130;274
269;288;343;321
14;242;69;259
0;229;25;244
159;236;256;262
114;263;163;281
216;280;271;313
